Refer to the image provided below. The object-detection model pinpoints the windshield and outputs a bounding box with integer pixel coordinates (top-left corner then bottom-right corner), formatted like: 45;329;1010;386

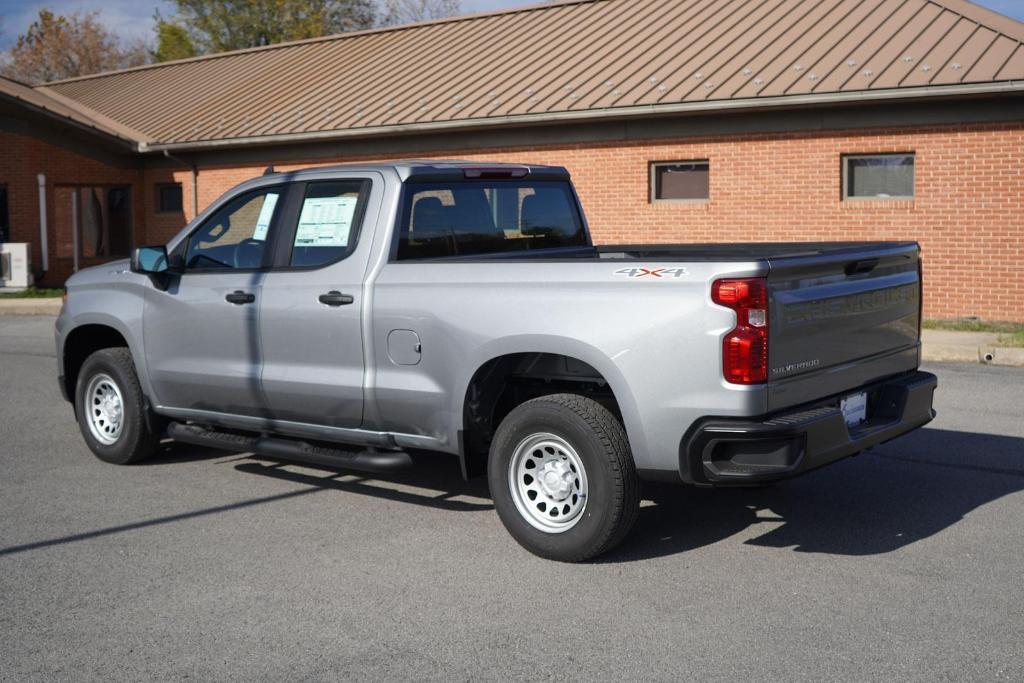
395;180;588;260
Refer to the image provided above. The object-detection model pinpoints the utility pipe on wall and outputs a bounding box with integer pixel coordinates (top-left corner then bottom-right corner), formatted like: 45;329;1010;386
71;189;79;273
36;173;48;274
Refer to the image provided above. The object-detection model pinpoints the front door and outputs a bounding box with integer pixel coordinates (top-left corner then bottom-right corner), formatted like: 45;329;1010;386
258;177;375;428
143;185;285;418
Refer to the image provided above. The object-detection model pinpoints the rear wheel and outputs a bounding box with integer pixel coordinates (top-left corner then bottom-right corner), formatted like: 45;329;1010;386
75;348;161;465
488;394;639;562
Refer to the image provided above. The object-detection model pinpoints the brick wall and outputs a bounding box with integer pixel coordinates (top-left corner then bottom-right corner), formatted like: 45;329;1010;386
181;121;1023;322
0;131;143;285
5;122;1022;322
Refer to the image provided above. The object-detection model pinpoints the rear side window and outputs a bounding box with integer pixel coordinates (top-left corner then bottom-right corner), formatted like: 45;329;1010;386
396;180;586;260
290;180;368;268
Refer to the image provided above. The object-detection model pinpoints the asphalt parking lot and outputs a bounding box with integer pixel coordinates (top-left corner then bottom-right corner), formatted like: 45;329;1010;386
2;315;1023;681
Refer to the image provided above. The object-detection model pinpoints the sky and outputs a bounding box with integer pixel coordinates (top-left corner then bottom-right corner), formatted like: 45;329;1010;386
0;0;1022;51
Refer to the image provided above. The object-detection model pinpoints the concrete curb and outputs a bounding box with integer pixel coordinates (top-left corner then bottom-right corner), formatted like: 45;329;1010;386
920;329;1024;368
0;299;63;316
921;345;1024;367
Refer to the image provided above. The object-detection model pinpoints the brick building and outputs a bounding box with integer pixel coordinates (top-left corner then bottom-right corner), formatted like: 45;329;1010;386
1;0;1021;320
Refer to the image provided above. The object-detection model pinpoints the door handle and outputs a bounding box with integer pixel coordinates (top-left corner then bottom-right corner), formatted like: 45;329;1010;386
319;291;355;307
225;290;256;305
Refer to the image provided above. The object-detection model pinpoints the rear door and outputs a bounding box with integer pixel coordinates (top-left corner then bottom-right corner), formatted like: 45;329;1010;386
767;243;921;410
258;176;377;428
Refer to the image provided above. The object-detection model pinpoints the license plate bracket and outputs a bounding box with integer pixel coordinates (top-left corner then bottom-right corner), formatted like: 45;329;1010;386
840;391;868;428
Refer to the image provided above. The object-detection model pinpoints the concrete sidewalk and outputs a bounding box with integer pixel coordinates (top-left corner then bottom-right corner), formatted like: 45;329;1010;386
1;301;1021;366
0;298;63;316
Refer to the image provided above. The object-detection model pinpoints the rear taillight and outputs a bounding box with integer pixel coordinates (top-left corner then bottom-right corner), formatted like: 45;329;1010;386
712;278;768;384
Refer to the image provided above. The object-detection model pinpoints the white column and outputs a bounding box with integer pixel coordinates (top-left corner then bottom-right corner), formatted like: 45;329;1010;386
36;174;48;272
71;189;79;273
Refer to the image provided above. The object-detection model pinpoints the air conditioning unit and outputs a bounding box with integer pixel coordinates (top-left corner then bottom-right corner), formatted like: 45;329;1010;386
0;243;33;289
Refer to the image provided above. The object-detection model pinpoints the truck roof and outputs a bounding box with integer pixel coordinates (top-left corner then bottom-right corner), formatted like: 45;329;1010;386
261;160;572;183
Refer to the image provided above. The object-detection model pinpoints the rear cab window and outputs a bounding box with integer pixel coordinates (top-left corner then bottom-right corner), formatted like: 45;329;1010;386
395;180;587;260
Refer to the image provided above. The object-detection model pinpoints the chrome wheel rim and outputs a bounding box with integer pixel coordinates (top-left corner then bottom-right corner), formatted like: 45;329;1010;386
85;373;124;445
509;432;588;533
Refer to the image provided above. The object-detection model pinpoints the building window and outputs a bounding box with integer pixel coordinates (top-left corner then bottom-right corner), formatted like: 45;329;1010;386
843;153;915;200
651;161;710;202
156;183;184;213
0;185;8;243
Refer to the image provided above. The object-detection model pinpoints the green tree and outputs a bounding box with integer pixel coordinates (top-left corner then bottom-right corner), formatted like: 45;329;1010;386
1;9;149;84
163;0;377;54
380;0;460;26
153;16;198;63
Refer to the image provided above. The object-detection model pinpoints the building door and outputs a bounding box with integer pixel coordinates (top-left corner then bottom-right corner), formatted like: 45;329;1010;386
55;185;134;271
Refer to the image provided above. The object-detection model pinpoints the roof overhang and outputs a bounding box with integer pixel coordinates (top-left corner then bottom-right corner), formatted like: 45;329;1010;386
140;81;1024;154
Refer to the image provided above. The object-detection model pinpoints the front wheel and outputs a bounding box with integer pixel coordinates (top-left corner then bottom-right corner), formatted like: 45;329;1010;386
488;394;640;562
75;348;161;465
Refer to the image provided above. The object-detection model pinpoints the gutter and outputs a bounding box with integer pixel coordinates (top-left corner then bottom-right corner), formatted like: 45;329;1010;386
139;81;1024;153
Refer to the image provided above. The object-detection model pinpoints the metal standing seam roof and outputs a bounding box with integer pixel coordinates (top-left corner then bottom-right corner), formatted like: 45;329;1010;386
0;76;148;146
27;0;1024;152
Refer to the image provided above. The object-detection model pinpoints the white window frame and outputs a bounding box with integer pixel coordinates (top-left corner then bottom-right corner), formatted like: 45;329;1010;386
650;160;710;204
842;153;915;201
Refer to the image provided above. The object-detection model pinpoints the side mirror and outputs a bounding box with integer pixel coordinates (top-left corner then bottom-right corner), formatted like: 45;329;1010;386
131;245;170;274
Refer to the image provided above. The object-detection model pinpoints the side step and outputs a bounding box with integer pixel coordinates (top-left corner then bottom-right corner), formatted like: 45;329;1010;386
166;422;413;474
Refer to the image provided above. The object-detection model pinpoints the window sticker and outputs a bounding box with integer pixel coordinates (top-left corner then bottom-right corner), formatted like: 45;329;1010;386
295;195;358;248
252;193;280;241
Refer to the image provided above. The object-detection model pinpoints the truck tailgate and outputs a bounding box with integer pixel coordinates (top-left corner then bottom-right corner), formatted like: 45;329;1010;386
767;243;921;411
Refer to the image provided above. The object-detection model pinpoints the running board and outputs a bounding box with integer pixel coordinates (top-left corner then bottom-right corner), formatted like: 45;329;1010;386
166;422;413;473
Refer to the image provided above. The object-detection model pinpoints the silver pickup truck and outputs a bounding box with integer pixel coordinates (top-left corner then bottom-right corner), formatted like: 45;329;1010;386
56;161;937;561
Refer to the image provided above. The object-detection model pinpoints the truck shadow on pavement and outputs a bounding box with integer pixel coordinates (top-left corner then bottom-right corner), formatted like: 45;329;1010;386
602;427;1024;563
231;451;493;513
2;428;1018;562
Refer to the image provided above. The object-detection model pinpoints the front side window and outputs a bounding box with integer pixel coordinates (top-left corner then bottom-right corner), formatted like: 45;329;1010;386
396;180;586;260
843;153;915;199
651;161;710;202
290;181;367;268
185;188;281;270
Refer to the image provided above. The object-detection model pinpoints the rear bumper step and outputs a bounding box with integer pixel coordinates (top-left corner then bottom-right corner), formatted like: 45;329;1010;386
166;422;413;474
682;370;937;485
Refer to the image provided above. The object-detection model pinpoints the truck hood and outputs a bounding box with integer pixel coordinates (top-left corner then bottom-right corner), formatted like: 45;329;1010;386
65;259;132;288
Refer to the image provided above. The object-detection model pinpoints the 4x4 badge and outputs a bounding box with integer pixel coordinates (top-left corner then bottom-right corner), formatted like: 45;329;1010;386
614;267;687;278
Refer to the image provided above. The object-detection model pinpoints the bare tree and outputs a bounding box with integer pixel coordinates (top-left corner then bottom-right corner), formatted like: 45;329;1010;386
1;10;149;84
379;0;461;26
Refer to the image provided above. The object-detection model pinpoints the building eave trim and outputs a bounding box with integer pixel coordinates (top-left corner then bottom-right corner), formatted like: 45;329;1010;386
0;92;139;151
140;82;1024;154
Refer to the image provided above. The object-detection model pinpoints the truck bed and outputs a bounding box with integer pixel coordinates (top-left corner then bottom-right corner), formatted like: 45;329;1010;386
597;241;919;262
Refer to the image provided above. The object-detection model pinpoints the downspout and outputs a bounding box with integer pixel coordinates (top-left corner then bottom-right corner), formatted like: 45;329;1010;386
162;150;198;218
36;173;48;276
71;189;79;273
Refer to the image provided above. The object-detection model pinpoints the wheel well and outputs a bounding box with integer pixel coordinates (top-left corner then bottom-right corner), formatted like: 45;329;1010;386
461;353;622;476
63;325;129;401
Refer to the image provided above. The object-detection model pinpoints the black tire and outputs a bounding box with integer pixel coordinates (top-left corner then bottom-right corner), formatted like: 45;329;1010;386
488;393;640;562
74;348;161;465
